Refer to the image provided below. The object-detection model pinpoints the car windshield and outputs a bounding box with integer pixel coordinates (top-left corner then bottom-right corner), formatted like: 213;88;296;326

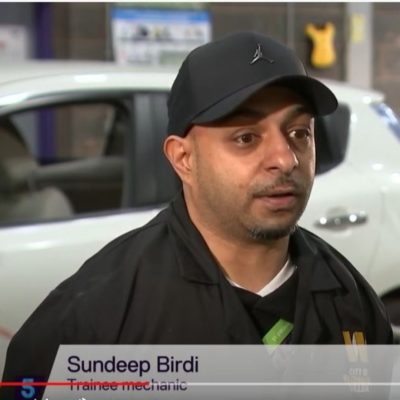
372;102;400;142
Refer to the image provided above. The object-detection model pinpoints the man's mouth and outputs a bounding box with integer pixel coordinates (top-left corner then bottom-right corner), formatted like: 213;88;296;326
253;187;299;209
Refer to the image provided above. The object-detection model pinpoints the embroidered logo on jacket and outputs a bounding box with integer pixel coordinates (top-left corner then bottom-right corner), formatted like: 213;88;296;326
342;330;370;393
342;330;368;362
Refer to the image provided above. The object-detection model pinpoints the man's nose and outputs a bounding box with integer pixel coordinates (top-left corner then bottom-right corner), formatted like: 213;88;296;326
260;128;299;174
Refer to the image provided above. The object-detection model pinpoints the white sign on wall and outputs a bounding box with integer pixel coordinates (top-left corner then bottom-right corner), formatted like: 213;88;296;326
0;25;29;60
111;8;211;66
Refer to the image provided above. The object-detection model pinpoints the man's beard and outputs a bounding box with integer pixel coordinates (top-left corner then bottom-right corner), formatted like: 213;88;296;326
247;223;298;242
244;174;308;242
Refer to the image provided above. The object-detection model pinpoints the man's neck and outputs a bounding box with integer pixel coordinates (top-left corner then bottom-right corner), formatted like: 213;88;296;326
186;200;290;293
202;226;289;293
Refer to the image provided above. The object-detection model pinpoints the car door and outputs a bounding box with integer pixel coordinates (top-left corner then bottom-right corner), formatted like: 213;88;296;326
0;90;175;375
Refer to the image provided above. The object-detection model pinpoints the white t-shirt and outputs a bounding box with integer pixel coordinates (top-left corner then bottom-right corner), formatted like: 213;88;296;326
227;256;297;297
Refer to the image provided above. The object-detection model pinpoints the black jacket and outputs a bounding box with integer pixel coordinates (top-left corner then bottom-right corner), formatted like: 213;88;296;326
1;192;393;397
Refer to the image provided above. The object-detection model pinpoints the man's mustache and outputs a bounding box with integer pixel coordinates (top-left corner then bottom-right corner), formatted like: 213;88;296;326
251;176;306;197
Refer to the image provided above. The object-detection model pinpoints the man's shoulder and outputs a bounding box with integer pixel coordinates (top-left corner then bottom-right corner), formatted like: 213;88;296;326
61;206;174;291
296;226;385;309
297;226;357;269
92;206;171;263
11;207;176;344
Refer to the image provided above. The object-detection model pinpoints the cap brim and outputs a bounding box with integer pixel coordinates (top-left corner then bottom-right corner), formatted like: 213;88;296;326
192;75;338;125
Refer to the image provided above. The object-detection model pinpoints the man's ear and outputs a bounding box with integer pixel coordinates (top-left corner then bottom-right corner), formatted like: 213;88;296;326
163;135;193;184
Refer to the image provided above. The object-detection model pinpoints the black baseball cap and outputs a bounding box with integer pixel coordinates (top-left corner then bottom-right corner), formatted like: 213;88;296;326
167;31;338;136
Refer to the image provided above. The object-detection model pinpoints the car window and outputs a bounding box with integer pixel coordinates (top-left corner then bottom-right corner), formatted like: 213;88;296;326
371;102;400;142
127;92;180;207
314;103;351;175
0;101;128;226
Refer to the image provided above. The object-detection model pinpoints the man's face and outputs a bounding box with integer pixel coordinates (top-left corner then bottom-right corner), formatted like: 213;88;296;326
185;86;316;242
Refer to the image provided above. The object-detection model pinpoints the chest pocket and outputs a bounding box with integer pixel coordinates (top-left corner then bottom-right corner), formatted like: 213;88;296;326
313;291;344;343
311;290;367;344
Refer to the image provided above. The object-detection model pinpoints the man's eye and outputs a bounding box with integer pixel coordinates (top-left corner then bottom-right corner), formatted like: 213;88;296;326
289;128;311;140
236;133;256;144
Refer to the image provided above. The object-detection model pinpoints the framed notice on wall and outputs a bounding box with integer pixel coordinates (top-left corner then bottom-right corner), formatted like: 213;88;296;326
0;25;29;60
111;7;211;66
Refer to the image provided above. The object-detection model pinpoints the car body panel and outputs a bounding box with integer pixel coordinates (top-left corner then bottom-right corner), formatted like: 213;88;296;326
301;162;382;280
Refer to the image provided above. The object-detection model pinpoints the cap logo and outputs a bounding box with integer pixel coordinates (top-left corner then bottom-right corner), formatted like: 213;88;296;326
250;43;275;65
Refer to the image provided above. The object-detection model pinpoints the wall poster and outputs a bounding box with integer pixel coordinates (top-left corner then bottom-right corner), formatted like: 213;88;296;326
111;7;211;66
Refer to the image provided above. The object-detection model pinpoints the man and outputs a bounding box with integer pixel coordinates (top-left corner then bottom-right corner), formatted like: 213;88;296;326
1;31;393;398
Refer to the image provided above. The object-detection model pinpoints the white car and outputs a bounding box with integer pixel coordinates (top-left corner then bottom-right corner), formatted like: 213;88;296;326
0;61;399;374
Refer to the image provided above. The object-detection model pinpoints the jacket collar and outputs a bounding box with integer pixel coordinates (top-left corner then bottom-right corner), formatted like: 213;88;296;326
289;227;342;292
169;191;221;284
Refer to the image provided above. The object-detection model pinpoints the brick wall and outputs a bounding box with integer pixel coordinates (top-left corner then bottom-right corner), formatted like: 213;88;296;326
374;3;400;112
210;3;287;42
52;3;109;60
